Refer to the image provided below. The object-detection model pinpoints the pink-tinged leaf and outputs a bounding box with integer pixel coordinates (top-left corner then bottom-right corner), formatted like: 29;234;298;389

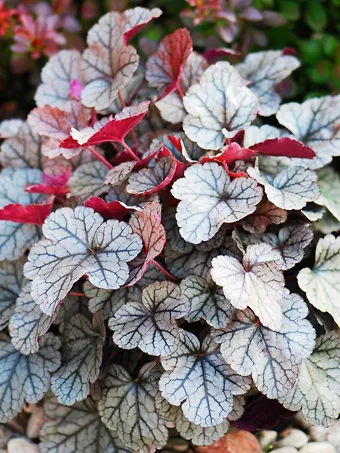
26;170;71;196
70;79;83;100
146;28;193;98
126;152;177;196
204;47;241;63
250;137;315;159
200;143;255;166
0;202;53;226
123;7;162;44
240;199;287;233
61;101;150;149
84;196;140;221
128;202;166;284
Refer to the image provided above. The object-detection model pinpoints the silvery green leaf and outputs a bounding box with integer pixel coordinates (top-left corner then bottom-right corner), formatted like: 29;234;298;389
316;166;340;222
298;234;340;326
40;396;130;453
35;50;83;108
234;223;314;270
84;281;142;319
0;121;42;169
0;119;23;138
180;275;234;328
213;289;315;399
51;314;105;405
0;168;43;260
164;207;194;254
278;331;340;427
69;161;109;199
171;162;262;244
54;292;91;333
276;95;340;169
237;50;300;116
159;330;251;427
315;210;340;234
211;243;285;330
243;124;290;148
99;362;168;451
24;206;142;316
183;62;258;150
106;183;159;207
0;333;60;421
0;257;26;330
109;281;188;356
9;282;56;355
248;158;319;210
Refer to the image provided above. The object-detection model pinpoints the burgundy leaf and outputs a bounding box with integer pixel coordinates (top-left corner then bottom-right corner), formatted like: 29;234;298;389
0;202;53;226
26;170;71;196
250;137;316;159
146;28;193;99
204;47;241;63
84;196;138;221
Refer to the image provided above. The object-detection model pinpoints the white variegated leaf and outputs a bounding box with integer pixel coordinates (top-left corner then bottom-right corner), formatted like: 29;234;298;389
109;281;188;356
180;275;235;328
0;119;23;138
159;330;251;427
24;206;142;316
298;234;340;326
183;62;258;149
40;396;130;453
0;168;43;260
69;161;109;199
248;158;319;210
243;124;291;147
316;166;340;222
51;314;105;405
276;95;340;169
84;281;142;319
234;223;313;270
237;50;300;116
0;258;26;330
171;162;262;244
0;333;60;421
211;243;285;331
0;121;42;168
279;331;340;427
35;50;83;108
99;362;168;451
213;289;315;399
9;282;56;355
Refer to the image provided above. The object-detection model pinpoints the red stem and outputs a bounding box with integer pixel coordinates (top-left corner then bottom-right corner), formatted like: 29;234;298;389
69;291;85;297
150;259;179;282
122;141;140;161
176;83;184;99
88;146;113;169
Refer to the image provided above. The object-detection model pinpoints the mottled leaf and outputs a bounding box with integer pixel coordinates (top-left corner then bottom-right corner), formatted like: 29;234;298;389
180;275;235;328
279;331;340;427
248;157;319;210
0;333;60;421
237;50;300;116
99;362;168;451
171;162;262;244
51;314;105;405
211;243;285;330
9;282;56;355
213;289;315;399
69;161;109;199
160;330;251;427
183;62;258;150
239;199;287;233
40;396;130;453
0;258;26;330
24;206;142;315
35;50;83;108
298;234;340;326
276;95;340;168
109;281;188;356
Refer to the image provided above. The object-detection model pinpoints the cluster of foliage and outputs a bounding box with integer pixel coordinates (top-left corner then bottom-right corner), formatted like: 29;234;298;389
1;5;340;452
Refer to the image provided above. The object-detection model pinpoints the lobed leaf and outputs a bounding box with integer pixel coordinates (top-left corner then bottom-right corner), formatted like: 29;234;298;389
69;161;109;200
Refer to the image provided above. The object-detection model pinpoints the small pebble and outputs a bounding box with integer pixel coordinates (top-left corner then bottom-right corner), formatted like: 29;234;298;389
276;429;309;449
271;448;298;453
258;430;277;448
300;442;337;453
0;425;11;448
7;438;39;453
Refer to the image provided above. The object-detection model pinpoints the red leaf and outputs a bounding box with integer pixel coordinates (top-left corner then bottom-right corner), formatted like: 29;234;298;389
146;28;193;99
250;137;315;159
26;170;71;196
200;143;255;166
84;196;137;221
204;47;241;63
60;101;150;149
0;202;53;226
123;8;162;45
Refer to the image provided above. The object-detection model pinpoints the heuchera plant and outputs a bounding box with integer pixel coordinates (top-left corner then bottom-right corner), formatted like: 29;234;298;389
1;6;340;452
